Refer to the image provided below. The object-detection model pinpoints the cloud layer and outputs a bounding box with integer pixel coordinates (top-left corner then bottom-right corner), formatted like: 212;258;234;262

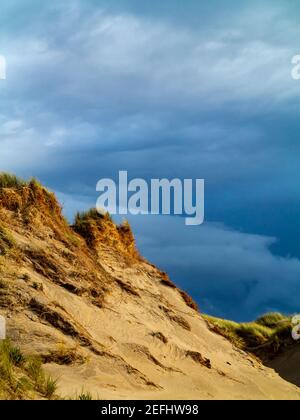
132;216;300;320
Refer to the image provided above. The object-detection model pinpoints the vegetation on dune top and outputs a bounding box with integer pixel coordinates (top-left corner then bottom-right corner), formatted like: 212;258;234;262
0;173;27;189
1;173;295;368
256;312;287;329
73;208;140;260
0;173;67;233
0;172;53;196
74;208;113;226
0;173;128;245
203;312;294;359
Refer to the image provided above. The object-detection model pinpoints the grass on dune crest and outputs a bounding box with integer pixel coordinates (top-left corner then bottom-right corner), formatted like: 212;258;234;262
0;173;27;189
0;173;45;190
74;208;113;226
203;312;294;359
256;312;288;328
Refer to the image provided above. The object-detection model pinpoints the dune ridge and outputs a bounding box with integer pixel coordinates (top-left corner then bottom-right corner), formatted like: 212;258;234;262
0;175;299;400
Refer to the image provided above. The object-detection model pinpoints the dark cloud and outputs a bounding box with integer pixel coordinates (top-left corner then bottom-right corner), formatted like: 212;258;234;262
131;216;300;321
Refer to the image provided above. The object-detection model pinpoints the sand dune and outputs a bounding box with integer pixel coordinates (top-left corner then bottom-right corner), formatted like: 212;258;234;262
0;180;299;400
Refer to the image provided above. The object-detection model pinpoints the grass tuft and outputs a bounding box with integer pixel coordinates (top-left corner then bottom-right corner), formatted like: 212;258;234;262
256;312;287;328
0;340;58;400
74;208;112;225
77;391;93;400
0;225;16;256
204;312;293;359
0;173;26;189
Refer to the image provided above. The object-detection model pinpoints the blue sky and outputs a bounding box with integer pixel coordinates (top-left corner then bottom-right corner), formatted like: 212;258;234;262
1;0;300;320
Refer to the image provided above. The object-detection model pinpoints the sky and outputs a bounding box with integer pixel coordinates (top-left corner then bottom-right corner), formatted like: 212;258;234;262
1;0;300;320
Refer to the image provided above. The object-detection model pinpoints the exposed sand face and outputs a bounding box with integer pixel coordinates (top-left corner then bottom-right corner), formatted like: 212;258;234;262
4;241;299;400
0;185;299;400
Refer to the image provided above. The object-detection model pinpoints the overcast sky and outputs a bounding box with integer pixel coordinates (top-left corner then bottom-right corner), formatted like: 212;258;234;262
1;0;300;320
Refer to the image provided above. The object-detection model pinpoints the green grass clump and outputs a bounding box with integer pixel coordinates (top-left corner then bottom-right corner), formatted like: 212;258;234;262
8;346;26;367
25;357;58;398
256;312;287;328
203;312;293;359
73;208;113;246
0;225;16;256
77;391;93;400
0;340;58;400
74;208;112;225
44;376;58;399
0;173;26;189
237;323;273;348
203;315;245;348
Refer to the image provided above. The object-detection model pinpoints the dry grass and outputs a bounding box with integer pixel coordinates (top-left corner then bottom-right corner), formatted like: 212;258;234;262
0;175;67;240
117;220;139;259
75;208;112;224
73;208;115;247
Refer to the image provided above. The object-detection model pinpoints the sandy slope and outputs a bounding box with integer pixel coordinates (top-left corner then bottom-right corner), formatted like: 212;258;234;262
5;243;300;400
1;184;300;400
